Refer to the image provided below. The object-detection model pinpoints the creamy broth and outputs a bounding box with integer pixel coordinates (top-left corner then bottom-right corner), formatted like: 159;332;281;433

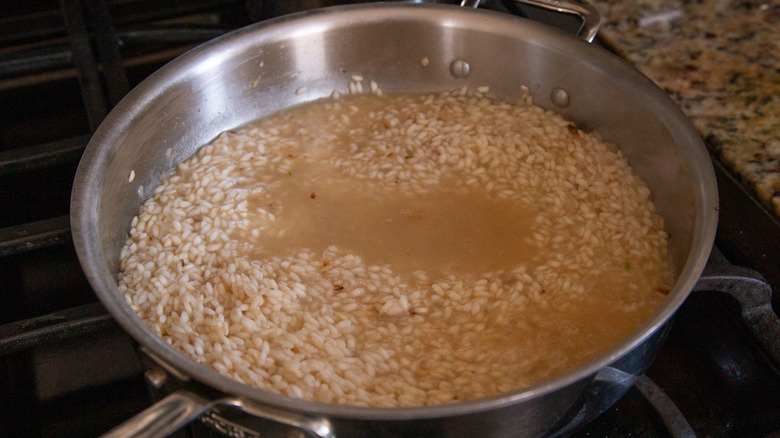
238;174;538;279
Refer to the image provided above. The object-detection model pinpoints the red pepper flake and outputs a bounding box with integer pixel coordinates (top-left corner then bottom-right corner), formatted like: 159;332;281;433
386;152;393;158
655;287;671;295
333;284;344;291
310;192;316;199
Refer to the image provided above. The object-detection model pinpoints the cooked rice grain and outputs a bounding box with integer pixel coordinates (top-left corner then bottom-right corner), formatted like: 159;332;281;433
119;91;671;407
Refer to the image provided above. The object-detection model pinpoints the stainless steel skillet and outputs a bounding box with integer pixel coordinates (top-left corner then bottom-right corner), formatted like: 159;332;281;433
71;1;725;436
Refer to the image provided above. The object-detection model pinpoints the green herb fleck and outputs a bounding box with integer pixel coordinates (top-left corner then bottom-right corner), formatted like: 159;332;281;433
624;262;631;271
288;171;293;177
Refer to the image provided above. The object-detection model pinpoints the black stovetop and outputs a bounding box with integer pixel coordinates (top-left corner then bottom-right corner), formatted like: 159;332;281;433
1;1;779;437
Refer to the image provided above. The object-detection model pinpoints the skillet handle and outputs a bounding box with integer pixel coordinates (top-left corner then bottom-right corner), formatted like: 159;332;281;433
101;390;210;438
100;389;335;438
461;0;601;42
694;254;780;369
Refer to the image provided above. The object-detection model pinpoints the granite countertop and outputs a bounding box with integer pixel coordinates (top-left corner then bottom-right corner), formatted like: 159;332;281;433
592;0;779;216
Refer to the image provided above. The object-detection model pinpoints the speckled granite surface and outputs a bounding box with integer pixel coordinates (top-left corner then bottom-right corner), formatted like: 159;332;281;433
592;0;779;216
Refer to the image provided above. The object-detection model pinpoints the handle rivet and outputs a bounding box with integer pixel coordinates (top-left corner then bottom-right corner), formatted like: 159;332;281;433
449;59;471;78
551;88;570;107
145;367;168;389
